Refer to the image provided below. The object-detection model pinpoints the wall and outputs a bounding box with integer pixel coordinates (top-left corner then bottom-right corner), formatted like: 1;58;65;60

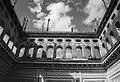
0;46;14;82
107;59;120;82
10;68;107;82
10;68;39;82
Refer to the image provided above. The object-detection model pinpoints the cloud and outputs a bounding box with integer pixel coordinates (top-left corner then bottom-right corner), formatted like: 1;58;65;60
50;16;73;31
33;0;43;4
29;1;74;31
28;0;46;30
32;19;45;30
28;3;42;13
83;0;106;25
44;2;73;31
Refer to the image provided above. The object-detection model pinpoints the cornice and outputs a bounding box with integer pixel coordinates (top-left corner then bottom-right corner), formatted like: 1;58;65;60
103;45;120;69
15;61;105;71
101;40;120;63
23;32;97;38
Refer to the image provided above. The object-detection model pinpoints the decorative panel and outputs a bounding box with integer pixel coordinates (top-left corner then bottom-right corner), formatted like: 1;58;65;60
83;79;105;82
45;79;73;82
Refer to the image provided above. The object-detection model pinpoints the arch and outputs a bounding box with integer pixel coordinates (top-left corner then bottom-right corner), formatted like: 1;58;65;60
12;46;17;54
102;47;107;56
106;42;111;50
8;40;13;49
93;40;98;42
105;38;112;50
66;39;71;42
102;43;107;56
76;39;81;42
115;21;120;28
103;30;106;34
47;45;53;49
19;47;25;58
37;45;43;58
102;43;106;48
48;39;54;42
110;36;117;44
65;46;72;59
56;46;63;58
111;13;116;20
66;46;72;50
116;29;120;36
3;34;9;44
107;23;110;28
115;21;120;35
28;47;34;58
57;39;63;42
93;46;101;59
0;26;3;35
110;31;117;44
84;40;89;42
47;45;54;58
117;3;120;11
74;46;82;58
84;46;91;58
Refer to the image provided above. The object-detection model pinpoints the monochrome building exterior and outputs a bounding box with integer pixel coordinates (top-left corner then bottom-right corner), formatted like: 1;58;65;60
0;0;120;82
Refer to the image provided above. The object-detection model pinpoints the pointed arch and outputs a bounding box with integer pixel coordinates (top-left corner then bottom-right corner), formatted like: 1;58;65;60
28;47;34;58
8;41;13;49
47;45;54;58
110;31;117;44
75;46;82;58
93;46;101;59
102;43;107;56
37;45;43;58
12;46;17;54
105;38;112;50
3;34;9;44
56;46;63;58
19;47;25;58
65;46;72;59
115;21;120;36
84;46;91;58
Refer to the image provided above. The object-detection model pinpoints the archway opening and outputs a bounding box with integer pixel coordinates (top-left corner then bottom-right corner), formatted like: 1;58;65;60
19;47;25;58
65;46;72;59
56;46;63;59
37;46;43;58
47;46;54;58
84;46;91;58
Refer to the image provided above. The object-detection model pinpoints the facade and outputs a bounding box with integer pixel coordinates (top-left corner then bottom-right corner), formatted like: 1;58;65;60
0;0;120;82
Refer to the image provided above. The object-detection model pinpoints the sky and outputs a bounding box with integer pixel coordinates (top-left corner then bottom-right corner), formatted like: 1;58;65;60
11;0;111;33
